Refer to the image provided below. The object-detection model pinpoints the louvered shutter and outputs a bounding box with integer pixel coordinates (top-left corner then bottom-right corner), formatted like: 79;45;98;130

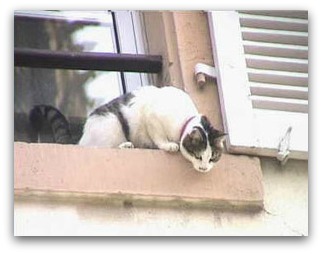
208;11;308;161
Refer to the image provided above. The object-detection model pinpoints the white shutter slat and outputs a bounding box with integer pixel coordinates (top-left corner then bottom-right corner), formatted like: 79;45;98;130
239;10;308;20
251;95;308;113
243;40;308;59
241;27;308;46
239;13;308;32
250;82;308;100
245;54;308;73
247;68;308;87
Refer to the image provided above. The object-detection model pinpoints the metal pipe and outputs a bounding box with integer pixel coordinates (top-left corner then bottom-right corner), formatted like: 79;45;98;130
14;48;162;73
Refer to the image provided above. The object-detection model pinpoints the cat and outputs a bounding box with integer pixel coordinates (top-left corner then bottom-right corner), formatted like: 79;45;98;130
30;86;226;173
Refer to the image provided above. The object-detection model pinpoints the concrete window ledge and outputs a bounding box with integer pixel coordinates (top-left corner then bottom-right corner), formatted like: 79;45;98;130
14;142;264;211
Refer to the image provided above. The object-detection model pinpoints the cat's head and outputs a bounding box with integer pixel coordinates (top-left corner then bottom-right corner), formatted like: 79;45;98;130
180;115;226;173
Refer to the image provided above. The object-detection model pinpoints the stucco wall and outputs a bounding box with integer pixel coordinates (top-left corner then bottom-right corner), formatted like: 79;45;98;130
14;11;308;236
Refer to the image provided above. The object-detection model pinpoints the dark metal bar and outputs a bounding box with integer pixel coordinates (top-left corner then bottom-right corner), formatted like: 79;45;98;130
14;48;162;73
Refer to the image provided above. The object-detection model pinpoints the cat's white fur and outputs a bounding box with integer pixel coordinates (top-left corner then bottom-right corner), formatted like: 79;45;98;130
79;86;213;172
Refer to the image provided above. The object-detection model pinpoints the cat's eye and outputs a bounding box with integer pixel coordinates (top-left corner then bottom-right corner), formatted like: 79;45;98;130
195;155;202;160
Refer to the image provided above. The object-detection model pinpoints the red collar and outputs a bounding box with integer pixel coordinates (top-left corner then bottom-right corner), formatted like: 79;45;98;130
180;116;196;139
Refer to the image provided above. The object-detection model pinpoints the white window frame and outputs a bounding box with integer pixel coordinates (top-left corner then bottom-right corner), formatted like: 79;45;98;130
114;11;149;92
208;11;308;161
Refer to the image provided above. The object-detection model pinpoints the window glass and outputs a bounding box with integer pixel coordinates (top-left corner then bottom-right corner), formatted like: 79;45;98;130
14;11;124;142
15;11;123;116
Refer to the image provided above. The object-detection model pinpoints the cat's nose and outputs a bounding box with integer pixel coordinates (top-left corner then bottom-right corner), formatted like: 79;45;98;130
198;166;208;171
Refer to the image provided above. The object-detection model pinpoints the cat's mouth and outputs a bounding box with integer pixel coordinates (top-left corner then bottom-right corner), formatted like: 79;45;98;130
194;165;213;173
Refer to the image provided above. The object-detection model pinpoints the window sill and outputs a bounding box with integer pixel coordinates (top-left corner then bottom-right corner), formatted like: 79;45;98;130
14;142;264;211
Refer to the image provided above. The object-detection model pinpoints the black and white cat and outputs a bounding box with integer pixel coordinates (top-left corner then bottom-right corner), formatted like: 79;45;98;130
79;86;226;172
30;86;226;173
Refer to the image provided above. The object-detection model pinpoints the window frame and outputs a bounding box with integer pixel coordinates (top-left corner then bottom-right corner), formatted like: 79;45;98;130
208;11;308;161
113;11;150;92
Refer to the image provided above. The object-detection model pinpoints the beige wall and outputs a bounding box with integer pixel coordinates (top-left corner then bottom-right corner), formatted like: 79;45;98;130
14;11;308;236
14;157;307;236
14;159;308;236
142;11;224;130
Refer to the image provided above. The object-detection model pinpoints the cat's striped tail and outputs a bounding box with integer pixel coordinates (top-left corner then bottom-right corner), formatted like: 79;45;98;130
29;105;72;144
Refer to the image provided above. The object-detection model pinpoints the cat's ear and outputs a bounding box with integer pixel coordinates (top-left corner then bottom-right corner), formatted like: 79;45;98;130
214;131;227;150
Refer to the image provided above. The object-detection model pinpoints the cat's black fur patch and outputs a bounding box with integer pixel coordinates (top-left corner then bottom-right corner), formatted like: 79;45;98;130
182;127;207;157
90;92;135;141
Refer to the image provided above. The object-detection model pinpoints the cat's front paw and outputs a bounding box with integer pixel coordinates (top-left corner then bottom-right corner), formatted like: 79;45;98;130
119;142;134;149
160;142;180;153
